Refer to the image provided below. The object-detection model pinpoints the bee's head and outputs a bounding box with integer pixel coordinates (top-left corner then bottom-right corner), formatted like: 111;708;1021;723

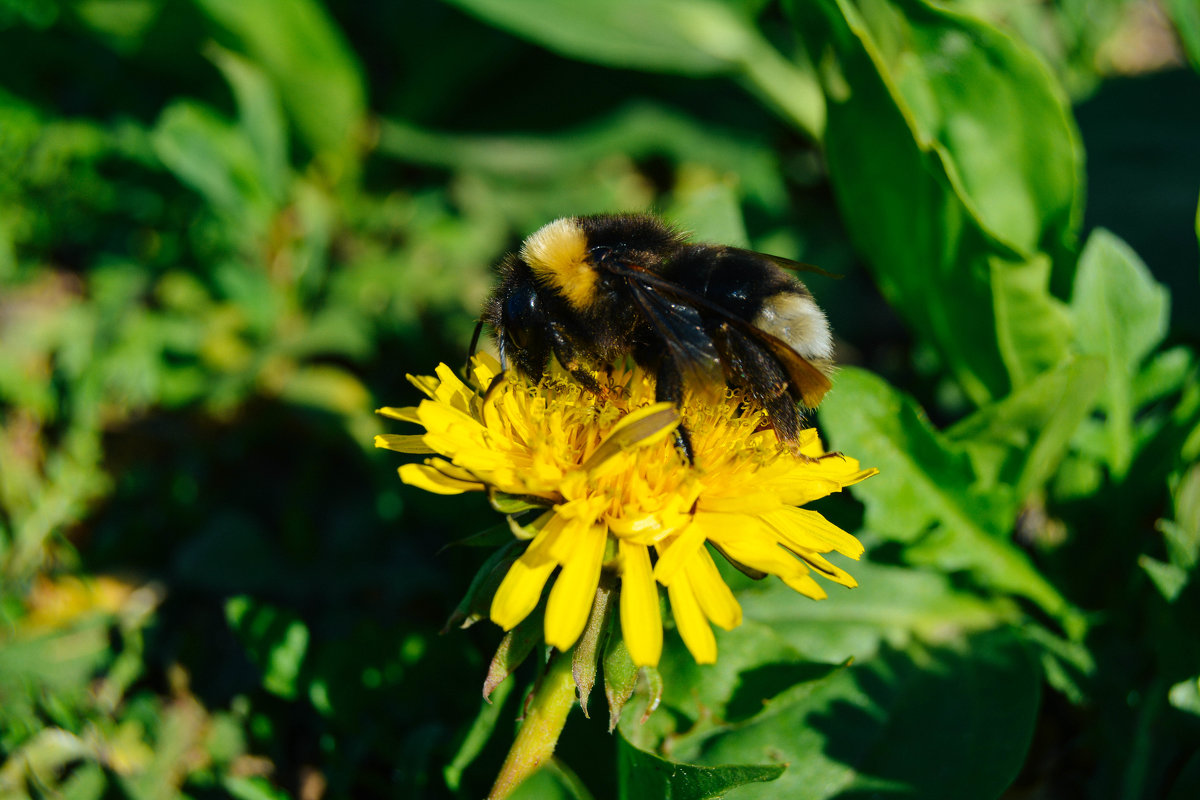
478;259;547;381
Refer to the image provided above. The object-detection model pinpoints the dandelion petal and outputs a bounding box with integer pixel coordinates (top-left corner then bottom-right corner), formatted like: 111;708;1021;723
687;547;742;631
668;574;716;664
545;525;607;650
619;540;662;668
491;557;556;631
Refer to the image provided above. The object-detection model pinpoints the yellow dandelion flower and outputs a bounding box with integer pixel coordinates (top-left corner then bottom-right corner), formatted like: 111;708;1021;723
375;354;876;667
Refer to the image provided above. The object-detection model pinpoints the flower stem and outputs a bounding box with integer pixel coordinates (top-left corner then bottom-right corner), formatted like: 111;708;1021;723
487;650;577;799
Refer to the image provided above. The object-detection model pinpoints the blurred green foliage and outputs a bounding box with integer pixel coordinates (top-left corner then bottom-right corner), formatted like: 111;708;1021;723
1;0;1198;798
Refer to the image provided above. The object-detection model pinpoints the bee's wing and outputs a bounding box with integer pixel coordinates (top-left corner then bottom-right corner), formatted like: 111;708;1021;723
626;280;724;388
736;325;832;408
618;267;832;408
725;248;841;279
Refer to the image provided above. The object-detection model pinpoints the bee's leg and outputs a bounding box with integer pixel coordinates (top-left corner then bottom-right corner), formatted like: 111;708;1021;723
654;357;695;463
547;321;607;396
712;323;803;450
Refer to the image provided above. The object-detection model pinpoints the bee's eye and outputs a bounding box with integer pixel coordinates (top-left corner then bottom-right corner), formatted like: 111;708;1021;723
503;285;540;350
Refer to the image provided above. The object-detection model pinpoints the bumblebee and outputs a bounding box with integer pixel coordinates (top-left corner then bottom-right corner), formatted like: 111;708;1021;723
481;213;834;459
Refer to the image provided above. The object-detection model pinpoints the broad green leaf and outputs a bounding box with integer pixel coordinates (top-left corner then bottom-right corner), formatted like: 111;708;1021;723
947;357;1106;505
650;618;841;727
855;0;1083;260
193;0;365;175
647;630;1038;800
444;0;726;74
819;368;1076;629
992;254;1075;387
225;596;310;699
734;560;1019;665
444;0;824;138
793;0;1076;402
1070;229;1171;477
617;732;785;800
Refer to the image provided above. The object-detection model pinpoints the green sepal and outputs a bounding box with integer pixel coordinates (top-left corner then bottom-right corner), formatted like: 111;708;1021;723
441;521;517;551
489;489;552;515
602;627;640;733
639;666;664;724
443;538;520;633
484;601;545;702
571;571;616;719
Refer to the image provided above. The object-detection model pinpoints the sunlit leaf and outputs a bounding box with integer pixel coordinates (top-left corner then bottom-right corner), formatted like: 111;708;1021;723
793;0;1077;402
1070;228;1171;476
226;596;310;700
819;368;1076;629
947;356;1105;504
194;0;365;175
1165;0;1200;72
444;0;824;137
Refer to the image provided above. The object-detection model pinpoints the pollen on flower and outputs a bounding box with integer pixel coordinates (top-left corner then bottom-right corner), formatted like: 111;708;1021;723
376;354;876;668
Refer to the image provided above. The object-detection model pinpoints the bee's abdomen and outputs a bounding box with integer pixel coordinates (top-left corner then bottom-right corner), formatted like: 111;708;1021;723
669;245;832;363
750;291;832;363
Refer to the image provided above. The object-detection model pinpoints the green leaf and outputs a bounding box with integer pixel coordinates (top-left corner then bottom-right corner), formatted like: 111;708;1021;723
652;630;1039;800
1165;462;1200;567
854;0;1082;259
1139;555;1188;603
444;538;519;632
225;596;310;699
1070;229;1171;476
1165;0;1200;72
819;368;1076;630
617;732;785;800
207;44;289;202
992;254;1075;387
793;0;1077;402
377;103;788;213
666;181;749;248
193;0;365;174
444;676;516;792
151;100;277;238
444;0;726;74
224;776;295;800
946;356;1106;505
733;560;1019;664
444;0;824;138
1169;676;1200;717
510;761;595;800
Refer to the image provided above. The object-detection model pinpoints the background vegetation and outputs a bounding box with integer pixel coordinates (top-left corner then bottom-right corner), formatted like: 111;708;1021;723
1;0;1198;797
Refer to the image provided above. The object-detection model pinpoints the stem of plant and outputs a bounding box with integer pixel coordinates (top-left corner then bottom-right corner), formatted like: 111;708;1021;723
487;649;577;799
